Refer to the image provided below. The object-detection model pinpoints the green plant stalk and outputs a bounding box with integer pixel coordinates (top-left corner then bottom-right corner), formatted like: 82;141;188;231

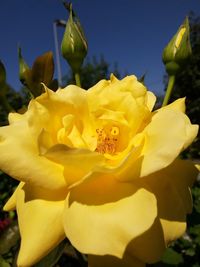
74;72;81;87
162;75;175;107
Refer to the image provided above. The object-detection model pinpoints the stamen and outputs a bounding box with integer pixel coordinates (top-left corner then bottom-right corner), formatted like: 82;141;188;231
110;126;119;136
96;126;120;154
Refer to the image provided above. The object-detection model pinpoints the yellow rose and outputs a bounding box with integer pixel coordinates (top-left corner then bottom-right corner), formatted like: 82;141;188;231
0;75;198;267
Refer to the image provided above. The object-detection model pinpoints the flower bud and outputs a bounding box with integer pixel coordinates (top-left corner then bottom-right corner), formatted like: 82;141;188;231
61;4;87;73
18;47;30;86
162;17;192;75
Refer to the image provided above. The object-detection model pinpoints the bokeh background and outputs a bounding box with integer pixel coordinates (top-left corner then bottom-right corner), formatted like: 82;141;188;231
0;0;199;94
0;1;200;266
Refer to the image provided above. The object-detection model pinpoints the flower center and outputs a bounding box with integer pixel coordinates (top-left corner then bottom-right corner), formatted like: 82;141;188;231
95;126;120;154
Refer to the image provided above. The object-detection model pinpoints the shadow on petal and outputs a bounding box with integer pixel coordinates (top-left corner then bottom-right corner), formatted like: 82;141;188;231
64;175;157;259
68;174;139;206
126;218;166;264
88;218;166;266
120;161;198;264
141;159;198;245
143;159;197;221
23;183;68;202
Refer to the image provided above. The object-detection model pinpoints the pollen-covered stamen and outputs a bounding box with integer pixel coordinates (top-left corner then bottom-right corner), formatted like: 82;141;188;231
96;126;120;154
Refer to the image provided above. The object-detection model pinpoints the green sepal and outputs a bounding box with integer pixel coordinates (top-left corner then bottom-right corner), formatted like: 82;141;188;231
138;72;146;85
33;239;67;267
165;62;180;75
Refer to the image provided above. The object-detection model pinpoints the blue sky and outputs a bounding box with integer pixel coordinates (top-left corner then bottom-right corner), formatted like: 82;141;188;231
0;0;199;95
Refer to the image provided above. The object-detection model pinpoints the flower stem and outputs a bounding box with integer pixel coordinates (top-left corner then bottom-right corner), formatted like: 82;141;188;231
162;75;175;107
74;72;81;87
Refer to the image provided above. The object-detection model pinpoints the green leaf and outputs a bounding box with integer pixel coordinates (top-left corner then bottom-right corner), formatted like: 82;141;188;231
31;51;54;86
162;248;184;265
33;239;66;267
20;51;55;97
0;221;20;254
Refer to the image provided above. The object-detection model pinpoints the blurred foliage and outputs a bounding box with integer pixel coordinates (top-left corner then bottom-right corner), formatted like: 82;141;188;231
156;12;200;267
170;12;200;159
0;84;27;126
63;55;121;89
0;12;200;265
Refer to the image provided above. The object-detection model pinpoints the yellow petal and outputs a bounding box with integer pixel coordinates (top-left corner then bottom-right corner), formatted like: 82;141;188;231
63;175;157;258
157;160;197;244
119;159;198;264
8;112;24;124
144;159;198;245
89;78;111;95
146;91;156;111
161;97;186;113
125;176;185;264
3;182;24;211
88;254;145;267
158;98;197;150
160;219;186;245
88;92;150;154
140;106;198;177
112;135;145;182
182;115;199;150
195;163;200;171
16;183;66;267
94;108;128;126
44;144;104;186
25;85;96;153
116;75;146;98
0;120;66;190
27;85;88;140
160;159;197;213
87;76;150;137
